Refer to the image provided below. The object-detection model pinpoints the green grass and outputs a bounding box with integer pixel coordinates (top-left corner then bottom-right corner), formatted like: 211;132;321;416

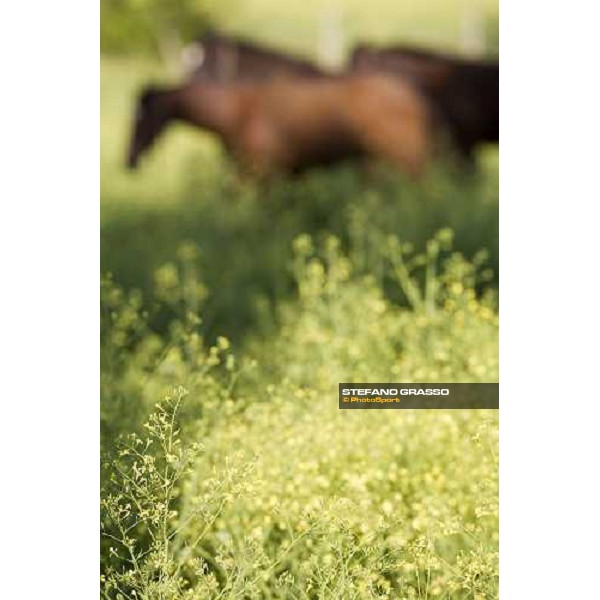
101;242;499;597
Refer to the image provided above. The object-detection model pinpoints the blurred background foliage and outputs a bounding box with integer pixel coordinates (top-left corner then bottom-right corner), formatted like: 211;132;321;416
101;0;211;57
101;0;498;62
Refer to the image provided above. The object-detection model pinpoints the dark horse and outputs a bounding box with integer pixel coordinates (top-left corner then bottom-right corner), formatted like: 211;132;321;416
182;31;326;82
127;74;433;178
351;45;498;160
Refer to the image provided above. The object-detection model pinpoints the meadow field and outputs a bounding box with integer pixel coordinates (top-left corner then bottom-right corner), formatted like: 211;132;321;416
101;3;499;596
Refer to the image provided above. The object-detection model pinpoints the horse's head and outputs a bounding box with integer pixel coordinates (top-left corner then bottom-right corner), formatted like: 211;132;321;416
127;86;171;169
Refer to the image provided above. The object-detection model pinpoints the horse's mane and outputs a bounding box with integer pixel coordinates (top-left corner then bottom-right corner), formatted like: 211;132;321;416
196;31;318;68
355;43;497;68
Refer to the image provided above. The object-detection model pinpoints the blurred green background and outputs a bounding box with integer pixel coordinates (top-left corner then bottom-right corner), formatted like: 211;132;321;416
101;0;499;60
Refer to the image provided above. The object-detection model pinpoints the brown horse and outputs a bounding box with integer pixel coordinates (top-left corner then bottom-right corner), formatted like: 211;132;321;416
127;74;433;178
351;45;498;160
182;31;326;82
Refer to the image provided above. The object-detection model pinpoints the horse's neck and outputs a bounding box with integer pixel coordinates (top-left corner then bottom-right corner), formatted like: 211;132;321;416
178;84;240;137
